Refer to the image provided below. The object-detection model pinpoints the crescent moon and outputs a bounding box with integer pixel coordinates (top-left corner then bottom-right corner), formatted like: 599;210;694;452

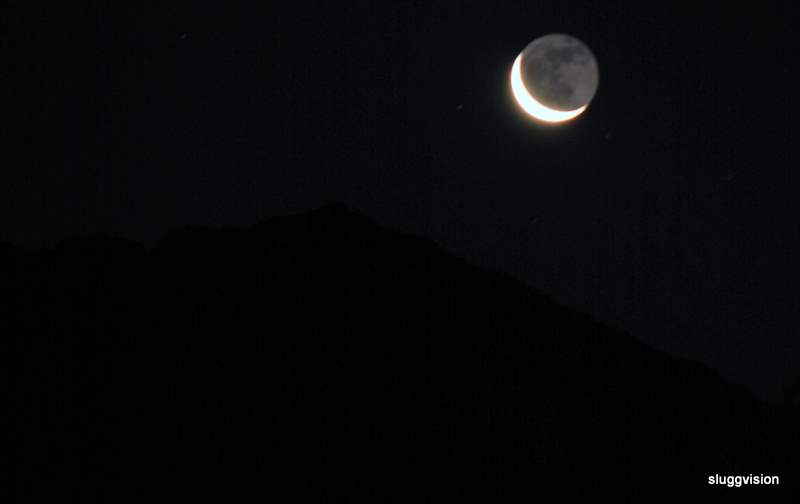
510;54;586;123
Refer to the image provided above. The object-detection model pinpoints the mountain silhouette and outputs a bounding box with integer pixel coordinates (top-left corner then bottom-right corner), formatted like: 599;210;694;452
8;203;797;501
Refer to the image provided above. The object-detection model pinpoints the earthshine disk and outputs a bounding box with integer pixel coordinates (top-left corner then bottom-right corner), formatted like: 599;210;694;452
511;34;598;123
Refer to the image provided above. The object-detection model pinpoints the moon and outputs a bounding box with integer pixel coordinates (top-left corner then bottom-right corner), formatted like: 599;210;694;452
510;34;599;123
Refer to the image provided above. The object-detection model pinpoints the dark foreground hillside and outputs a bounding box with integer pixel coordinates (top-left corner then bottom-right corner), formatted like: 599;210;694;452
7;203;797;501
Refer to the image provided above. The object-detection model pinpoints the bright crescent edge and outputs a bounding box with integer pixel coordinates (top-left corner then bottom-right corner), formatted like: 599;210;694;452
510;54;586;123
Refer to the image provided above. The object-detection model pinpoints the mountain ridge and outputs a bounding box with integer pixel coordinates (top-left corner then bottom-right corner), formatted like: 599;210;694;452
8;202;798;500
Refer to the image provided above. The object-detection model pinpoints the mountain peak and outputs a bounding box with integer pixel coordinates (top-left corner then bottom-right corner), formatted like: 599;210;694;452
9;205;799;501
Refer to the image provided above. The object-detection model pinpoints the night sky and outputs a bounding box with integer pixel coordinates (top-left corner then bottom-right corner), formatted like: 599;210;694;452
3;1;798;400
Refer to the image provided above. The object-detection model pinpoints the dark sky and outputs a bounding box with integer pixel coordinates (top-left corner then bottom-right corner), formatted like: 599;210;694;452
3;1;798;400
